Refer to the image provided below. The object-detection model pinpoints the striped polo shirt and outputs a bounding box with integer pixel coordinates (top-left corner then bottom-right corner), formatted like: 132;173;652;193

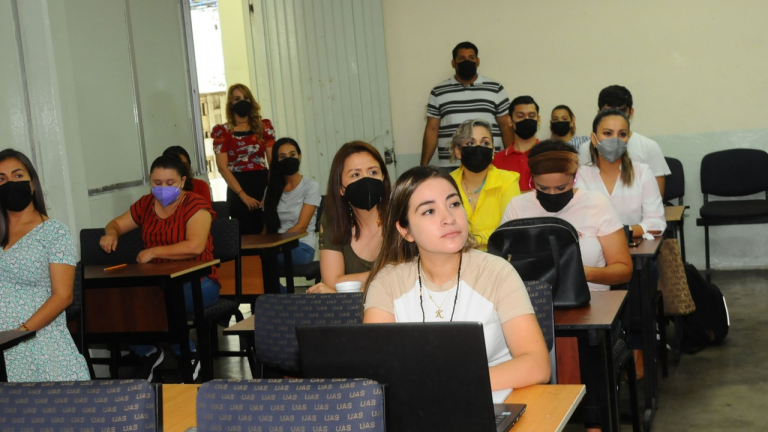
427;75;511;166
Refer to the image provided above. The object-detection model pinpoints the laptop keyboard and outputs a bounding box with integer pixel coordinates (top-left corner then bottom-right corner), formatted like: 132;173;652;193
495;413;510;426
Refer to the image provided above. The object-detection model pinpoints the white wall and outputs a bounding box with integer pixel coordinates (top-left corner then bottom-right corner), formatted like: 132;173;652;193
0;0;32;157
382;0;768;270
1;0;197;256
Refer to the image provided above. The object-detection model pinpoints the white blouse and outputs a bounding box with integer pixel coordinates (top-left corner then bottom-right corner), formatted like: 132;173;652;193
502;189;624;291
576;162;666;234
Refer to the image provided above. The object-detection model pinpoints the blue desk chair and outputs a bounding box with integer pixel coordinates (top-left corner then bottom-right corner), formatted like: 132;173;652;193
0;379;157;429
524;280;557;384
197;378;384;432
252;293;363;377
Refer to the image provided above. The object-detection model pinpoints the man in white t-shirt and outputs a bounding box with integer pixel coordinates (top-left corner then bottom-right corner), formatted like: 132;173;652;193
578;85;671;196
421;41;514;168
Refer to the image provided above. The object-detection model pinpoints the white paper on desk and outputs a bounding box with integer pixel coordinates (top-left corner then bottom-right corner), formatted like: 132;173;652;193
492;388;512;404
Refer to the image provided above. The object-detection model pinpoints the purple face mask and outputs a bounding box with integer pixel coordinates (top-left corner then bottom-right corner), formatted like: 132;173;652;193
152;185;181;207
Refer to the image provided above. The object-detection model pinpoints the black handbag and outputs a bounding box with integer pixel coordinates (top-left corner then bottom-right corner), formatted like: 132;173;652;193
488;217;591;308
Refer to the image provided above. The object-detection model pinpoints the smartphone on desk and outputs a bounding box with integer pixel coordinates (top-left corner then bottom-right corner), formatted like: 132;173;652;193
628;237;643;247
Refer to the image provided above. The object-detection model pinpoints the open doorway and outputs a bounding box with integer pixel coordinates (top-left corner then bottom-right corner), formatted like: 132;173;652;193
189;0;240;202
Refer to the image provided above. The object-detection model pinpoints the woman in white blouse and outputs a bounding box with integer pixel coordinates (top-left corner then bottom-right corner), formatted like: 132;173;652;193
576;108;666;237
501;140;632;291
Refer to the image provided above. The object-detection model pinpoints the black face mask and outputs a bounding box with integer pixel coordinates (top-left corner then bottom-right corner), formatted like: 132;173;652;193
456;60;477;81
551;121;571;137
343;177;385;211
535;188;574;213
514;118;538;140
460;146;493;173
277;157;300;175
233;100;253;118
0;180;34;212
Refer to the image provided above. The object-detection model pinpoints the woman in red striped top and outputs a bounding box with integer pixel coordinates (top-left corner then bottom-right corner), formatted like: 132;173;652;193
100;154;219;306
99;155;218;379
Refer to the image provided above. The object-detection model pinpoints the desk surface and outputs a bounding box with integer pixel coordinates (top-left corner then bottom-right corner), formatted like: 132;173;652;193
629;236;663;258
506;384;586;432
554;291;627;330
223;315;254;336
241;232;307;249
665;205;688;222
0;330;35;350
161;383;584;432
83;259;220;281
163;384;200;432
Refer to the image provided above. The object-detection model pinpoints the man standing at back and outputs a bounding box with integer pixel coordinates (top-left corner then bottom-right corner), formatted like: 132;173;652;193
579;85;671;195
492;95;540;192
421;42;514;168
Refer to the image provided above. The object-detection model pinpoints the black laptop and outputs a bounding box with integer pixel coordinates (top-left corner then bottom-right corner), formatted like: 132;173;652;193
297;322;526;432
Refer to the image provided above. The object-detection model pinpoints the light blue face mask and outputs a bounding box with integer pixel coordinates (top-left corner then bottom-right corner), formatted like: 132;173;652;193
152;185;181;207
593;135;628;163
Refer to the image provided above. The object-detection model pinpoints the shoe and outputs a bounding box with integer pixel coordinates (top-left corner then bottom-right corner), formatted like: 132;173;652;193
192;359;201;381
140;347;164;382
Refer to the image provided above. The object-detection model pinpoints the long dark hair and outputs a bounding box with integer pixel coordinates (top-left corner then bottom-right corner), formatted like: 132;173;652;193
589;108;634;186
0;149;48;247
264;138;301;233
162;146;194;192
325;141;391;244
363;166;476;294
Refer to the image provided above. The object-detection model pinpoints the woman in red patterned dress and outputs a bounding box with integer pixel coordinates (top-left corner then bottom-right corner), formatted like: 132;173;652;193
212;83;275;234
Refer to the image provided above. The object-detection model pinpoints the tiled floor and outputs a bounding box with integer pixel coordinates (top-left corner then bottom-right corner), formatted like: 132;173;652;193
563;269;767;431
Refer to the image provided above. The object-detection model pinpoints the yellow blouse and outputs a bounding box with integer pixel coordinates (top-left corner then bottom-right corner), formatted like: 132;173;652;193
450;165;521;244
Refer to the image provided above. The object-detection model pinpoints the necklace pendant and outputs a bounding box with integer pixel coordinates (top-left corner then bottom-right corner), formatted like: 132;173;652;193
435;309;444;319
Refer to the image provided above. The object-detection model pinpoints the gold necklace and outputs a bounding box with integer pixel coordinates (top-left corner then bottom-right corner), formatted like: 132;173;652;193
418;254;462;320
462;177;487;203
427;290;452;319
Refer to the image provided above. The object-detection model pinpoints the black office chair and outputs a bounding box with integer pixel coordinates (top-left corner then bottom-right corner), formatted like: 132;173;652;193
212;201;230;220
696;148;768;281
277;195;325;287
197;218;247;378
613;337;642;432
664;156;688;262
663;157;685;206
523;280;557;384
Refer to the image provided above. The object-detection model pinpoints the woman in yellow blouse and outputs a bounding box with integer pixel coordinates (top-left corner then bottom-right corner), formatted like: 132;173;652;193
449;119;521;244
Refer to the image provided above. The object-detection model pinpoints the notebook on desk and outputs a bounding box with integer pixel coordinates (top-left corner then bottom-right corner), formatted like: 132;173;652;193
297;322;526;432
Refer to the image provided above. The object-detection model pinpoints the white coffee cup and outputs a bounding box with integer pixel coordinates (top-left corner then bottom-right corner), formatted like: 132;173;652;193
335;281;362;293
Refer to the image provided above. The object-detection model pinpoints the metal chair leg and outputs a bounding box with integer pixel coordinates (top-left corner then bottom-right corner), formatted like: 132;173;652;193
704;225;711;282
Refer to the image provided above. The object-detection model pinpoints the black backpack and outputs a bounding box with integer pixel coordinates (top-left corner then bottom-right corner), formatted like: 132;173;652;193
488;217;591;308
680;263;730;353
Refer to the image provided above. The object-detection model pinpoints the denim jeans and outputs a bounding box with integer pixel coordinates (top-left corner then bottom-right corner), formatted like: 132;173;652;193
276;243;316;293
130;276;220;356
276;242;316;267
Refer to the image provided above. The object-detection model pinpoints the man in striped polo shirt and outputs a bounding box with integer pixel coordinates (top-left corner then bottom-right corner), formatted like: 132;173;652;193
421;41;514;168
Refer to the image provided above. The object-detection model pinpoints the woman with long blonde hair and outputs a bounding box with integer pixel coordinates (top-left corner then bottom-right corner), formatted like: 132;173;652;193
212;83;275;234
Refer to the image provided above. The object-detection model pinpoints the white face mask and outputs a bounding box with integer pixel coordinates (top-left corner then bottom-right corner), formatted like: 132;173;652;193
593;135;628;163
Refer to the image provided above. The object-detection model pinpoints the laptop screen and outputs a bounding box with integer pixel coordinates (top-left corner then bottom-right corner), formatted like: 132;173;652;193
297;322;524;432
